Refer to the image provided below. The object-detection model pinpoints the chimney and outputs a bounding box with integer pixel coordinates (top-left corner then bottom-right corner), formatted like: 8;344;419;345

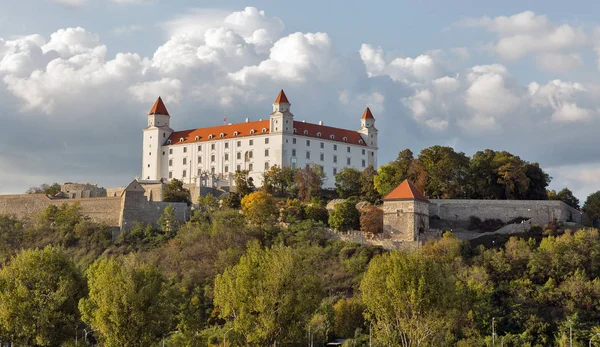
302;120;306;123
245;118;249;123
318;121;323;125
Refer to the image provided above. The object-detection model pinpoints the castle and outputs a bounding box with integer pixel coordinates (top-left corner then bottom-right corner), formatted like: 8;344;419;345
141;90;378;188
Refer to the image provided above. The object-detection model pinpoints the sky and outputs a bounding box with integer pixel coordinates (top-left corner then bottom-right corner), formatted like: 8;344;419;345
1;0;600;202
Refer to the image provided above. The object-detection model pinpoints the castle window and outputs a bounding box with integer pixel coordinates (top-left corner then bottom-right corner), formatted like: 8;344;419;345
293;128;297;134
343;137;347;142
198;168;201;176
169;148;173;154
225;166;229;173
249;140;254;146
163;133;165;138
347;158;351;165
262;128;267;133
248;163;253;171
306;151;310;159
264;162;269;170
249;151;253;159
147;164;150;167
320;153;324;161
183;158;187;165
362;159;366;167
237;141;241;147
183;147;187;153
180;138;184;143
183;170;187;178
317;132;321;137
211;144;215;150
162;151;165;155
347;147;351;153
292;149;296;157
234;131;239;136
362;149;366;155
265;138;269;144
237;165;241;171
303;130;308;135
195;136;199;141
198;156;202;163
198;145;201;151
225;153;229;161
211;167;215;174
330;135;334;140
220;133;225;138
237;152;241;160
169;159;173;166
334;144;337;151
208;134;214;139
169;172;172;179
333;155;337;163
265;149;269;157
149;152;151;156
333;168;337;176
293;138;296;144
306;140;310;146
320;142;324;149
211;155;215;162
167;140;172;144
250;129;255;134
225;143;229;149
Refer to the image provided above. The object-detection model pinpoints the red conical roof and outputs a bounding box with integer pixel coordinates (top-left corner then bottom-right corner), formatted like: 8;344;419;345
384;180;428;202
149;97;169;116
362;107;375;120
274;89;289;104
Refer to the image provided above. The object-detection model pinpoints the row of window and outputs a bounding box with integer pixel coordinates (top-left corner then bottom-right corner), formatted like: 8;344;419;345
168;138;270;150
289;138;367;154
168;149;270;167
168;163;357;180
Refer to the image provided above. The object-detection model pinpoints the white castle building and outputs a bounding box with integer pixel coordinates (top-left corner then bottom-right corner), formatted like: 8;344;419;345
141;90;378;188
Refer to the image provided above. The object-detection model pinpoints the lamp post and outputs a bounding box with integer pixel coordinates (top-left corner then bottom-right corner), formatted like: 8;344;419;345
223;327;233;347
590;332;600;347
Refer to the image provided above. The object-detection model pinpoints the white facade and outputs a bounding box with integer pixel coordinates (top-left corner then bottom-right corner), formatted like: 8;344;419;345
141;91;378;189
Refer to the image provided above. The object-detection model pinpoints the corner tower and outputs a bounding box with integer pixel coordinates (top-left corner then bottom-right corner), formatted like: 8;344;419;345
269;90;294;134
382;180;430;243
358;107;378;147
142;97;173;182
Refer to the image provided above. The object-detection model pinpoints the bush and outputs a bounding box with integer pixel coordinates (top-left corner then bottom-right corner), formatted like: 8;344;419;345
468;216;505;232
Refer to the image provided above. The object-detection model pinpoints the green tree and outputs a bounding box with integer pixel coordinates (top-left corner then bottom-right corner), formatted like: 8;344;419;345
279;198;305;223
374;149;426;197
335;167;362;199
262;165;295;197
418;145;470;198
304;199;329;225
333;297;366;338
361;251;461;346
583;191;600;226
163;179;191;205
158;205;179;237
294;164;325;201
26;183;61;196
523;162;550;200
329;198;360;232
551;188;580;209
240;191;278;226
360;165;381;203
214;241;323;345
79;257;174;347
0;246;84;346
234;169;255;198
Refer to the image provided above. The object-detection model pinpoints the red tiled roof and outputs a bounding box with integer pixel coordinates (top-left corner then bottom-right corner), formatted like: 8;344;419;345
384;180;428;202
293;121;367;146
362;107;374;120
149;97;169;116
166;120;271;145
274;90;289;104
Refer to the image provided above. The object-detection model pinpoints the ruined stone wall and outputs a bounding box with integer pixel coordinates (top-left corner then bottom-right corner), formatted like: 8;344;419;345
120;190;189;230
140;183;166;202
428;199;584;225
106;187;125;197
61;183;107;199
0;194;122;226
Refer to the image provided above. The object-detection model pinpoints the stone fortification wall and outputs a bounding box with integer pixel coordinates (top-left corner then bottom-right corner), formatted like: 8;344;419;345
0;194;122;226
382;200;429;242
139;183;166;202
429;199;584;225
61;183;107;199
106;187;125;197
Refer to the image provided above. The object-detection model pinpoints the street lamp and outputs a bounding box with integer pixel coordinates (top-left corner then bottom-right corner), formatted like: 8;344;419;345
223;327;234;347
590;332;600;347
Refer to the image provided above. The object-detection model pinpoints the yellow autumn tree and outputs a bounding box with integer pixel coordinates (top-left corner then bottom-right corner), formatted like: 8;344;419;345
241;191;278;226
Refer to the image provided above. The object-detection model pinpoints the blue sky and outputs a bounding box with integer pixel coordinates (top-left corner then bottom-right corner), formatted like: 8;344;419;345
1;0;600;202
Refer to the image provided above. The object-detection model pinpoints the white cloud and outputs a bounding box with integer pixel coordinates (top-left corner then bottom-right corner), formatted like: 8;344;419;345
359;44;442;83
536;52;583;73
112;0;155;4
128;78;183;104
112;25;143;36
52;0;86;6
529;79;594;122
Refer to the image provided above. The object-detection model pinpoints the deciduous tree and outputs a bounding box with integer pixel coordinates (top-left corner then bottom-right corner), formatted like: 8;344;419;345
163;178;191;205
360;205;383;235
294;165;325;201
335;167;362;199
240;191;278;226
329;198;360;232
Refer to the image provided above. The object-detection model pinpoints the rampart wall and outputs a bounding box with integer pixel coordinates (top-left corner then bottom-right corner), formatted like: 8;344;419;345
429;199;585;225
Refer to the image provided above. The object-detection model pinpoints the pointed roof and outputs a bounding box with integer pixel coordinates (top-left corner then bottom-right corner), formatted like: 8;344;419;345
384;180;428;202
124;179;145;193
274;89;289;104
362;107;375;120
149;97;169;116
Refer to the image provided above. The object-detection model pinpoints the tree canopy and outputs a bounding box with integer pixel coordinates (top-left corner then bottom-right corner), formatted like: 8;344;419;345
163;178;191;205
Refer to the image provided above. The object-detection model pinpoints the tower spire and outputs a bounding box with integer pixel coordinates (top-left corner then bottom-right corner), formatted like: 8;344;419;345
149;96;169;116
274;89;289;104
362;107;375;120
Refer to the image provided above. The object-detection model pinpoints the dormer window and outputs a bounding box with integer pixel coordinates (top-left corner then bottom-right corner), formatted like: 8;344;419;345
330;135;335;140
208;134;214;139
250;129;256;134
195;136;200;141
234;131;239;136
293;128;297;134
343;137;347;142
262;128;267;133
220;133;225;138
359;139;363;144
316;132;321;137
179;138;184;143
303;130;308;135
167;139;172;144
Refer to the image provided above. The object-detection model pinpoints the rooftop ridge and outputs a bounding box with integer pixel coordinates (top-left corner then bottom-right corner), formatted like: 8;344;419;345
274;89;289;104
384;180;428;202
149;97;169;116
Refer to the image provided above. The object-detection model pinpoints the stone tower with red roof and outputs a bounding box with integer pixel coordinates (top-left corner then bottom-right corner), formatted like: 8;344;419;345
142;97;174;182
382;180;430;242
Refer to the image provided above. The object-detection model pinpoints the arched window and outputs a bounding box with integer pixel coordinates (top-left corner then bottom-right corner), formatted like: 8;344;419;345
179;138;184;143
208;134;214;139
220;133;225;138
195;136;199;141
250;129;256;134
167;139;172;144
359;139;363;144
343;137;347;142
262;128;267;133
316;132;321;137
293;128;297;134
303;130;308;135
234;131;239;136
330;135;335;140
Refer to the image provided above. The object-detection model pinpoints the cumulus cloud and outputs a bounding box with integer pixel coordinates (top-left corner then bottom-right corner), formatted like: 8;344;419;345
111;0;155;4
360;44;442;83
52;0;86;6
